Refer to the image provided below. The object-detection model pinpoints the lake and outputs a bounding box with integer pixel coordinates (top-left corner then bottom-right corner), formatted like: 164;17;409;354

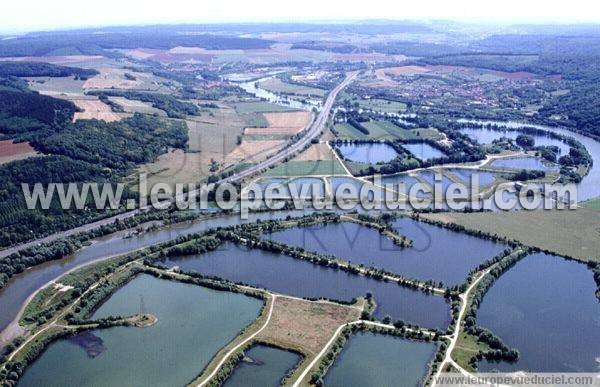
265;218;506;286
323;332;437;386
401;142;446;161
459;128;570;154
223;345;301;387
162;242;451;329
477;253;600;372
337;143;399;164
18;275;263;387
446;168;497;187
489;157;558;171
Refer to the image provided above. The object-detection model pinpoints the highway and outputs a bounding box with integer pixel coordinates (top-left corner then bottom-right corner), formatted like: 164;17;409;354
0;72;357;259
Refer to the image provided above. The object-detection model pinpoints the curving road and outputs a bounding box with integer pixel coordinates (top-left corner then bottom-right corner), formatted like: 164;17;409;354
0;72;357;259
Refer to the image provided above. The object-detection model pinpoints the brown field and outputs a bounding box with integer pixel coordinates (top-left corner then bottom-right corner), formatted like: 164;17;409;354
83;67;162;90
294;142;336;161
72;98;122;122
132;149;205;188
423;208;600;263
0;140;38;164
225;139;285;165
379;65;432;76
244;111;311;136
256;296;361;356
108;96;167;116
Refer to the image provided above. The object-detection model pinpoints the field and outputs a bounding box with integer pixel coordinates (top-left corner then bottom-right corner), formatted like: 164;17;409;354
582;197;600;210
232;101;298;114
244;111;311;136
423;208;600;263
0;140;38;164
72;98;122;122
258;77;326;97
294;142;336;161
26;76;85;96
225;139;285;165
108;96;167;116
83;68;171;91
334;120;416;141
257;296;361;357
130;149;205;188
264;159;347;177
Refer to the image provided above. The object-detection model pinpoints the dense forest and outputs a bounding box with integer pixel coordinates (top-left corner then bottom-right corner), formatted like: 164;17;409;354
0;31;273;57
0;79;189;246
0;62;98;79
88;90;200;119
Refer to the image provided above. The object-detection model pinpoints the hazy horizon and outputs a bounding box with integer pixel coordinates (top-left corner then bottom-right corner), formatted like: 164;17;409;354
2;0;600;34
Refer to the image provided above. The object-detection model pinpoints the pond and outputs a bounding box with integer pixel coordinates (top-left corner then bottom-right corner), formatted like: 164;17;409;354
18;275;263;387
457;119;600;201
458;127;570;154
445;168;497;187
489;157;558;171
290;177;326;197
0;210;310;339
401;142;446;161
336;143;399;164
380;174;430;198
162;242;451;329
223;345;301;387
265;218;506;286
323;332;437;387
477;253;600;372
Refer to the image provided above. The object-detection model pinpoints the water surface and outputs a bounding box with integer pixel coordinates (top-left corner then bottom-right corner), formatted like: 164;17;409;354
324;332;437;387
224;345;300;387
478;253;600;372
401;143;446;161
163;242;451;329
490;157;558;171
19;275;262;386
337;143;398;164
266;218;506;286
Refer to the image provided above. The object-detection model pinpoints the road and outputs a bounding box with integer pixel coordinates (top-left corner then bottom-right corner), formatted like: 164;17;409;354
0;72;357;260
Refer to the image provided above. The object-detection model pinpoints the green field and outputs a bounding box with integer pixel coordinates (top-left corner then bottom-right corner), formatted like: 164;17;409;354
334;120;418;141
582;197;600;210
424;208;600;263
264;160;346;177
258;78;326;97
340;93;407;114
232;101;298;114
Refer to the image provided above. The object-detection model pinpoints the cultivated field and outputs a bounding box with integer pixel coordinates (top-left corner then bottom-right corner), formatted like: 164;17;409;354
26;76;85;97
264;159;347;177
423;208;600;263
108;96;167;116
294;142;336;161
72;98;122;122
258;77;326;97
232;101;298;114
0;140;38;164
244;111;311;136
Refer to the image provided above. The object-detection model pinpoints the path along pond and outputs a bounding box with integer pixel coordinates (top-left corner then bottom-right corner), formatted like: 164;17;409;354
18;275;263;387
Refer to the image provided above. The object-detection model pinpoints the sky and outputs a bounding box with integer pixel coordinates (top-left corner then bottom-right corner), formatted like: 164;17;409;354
2;0;599;33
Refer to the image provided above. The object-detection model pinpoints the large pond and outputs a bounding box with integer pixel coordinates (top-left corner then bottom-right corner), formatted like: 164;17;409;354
380;174;430;198
18;275;263;386
401;142;446;161
162;241;451;329
489;157;558;171
445;168;497;187
0;210;310;337
477;253;600;372
457;120;600;201
323;332;437;386
459;128;570;154
265;218;506;286
336;143;399;164
223;345;300;387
